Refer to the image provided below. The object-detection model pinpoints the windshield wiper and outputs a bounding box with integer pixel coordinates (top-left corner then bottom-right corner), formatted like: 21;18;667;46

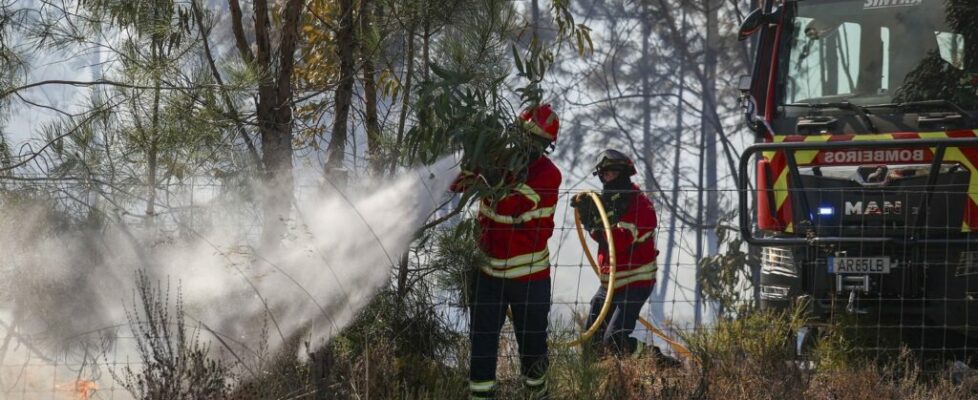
785;102;878;133
863;100;975;125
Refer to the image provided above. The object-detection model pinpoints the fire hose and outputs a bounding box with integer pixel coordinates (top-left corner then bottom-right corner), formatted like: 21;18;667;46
567;191;692;359
563;191;617;347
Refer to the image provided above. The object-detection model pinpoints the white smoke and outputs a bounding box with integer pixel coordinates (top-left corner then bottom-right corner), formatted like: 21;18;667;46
0;156;460;397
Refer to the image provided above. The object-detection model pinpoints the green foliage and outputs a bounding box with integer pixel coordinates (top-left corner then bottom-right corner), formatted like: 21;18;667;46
698;211;753;318
427;218;486;307
322;289;467;398
548;345;611;398
0;130;9;171
549;348;696;399
684;308;804;367
433;0;516;86
80;0;193;42
0;1;28;141
810;315;859;372
549;0;593;56
230;329;313;400
682;308;809;399
405;39;558;214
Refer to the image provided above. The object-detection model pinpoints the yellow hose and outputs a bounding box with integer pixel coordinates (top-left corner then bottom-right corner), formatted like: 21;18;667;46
569;192;692;360
637;318;692;360
562;192;617;347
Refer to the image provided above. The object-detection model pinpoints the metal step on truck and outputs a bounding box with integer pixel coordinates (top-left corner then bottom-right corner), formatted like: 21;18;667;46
736;0;978;359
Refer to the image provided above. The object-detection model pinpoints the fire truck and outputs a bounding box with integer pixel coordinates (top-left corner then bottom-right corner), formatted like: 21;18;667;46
736;0;978;356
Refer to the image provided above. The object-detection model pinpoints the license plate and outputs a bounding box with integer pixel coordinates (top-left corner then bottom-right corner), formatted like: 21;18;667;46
828;257;892;274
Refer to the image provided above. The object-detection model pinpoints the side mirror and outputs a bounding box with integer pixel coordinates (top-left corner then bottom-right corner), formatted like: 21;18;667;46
738;7;781;41
738;75;752;94
738;8;765;41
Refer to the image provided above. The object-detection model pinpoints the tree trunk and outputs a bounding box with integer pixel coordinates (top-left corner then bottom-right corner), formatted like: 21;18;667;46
701;0;721;318
694;115;705;327
326;0;356;187
703;0;720;256
655;2;687;326
422;7;430;81
146;81;160;223
695;0;721;324
360;0;382;176
393;27;416;296
531;0;540;40
640;2;655;200
390;26;416;176
247;0;304;249
397;252;410;297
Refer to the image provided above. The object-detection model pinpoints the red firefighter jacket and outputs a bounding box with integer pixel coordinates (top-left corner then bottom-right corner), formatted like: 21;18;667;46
451;156;562;281
590;185;658;290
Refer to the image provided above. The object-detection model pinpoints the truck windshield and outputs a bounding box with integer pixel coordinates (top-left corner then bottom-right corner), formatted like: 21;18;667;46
784;0;978;110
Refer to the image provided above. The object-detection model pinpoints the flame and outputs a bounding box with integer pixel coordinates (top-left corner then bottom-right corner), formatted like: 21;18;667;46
56;380;97;400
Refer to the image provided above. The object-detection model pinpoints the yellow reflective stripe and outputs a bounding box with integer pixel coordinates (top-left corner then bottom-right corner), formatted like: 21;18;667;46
769;136;830;234
479;203;555;224
481;256;550;278
488;249;549;268
513;183;541;208
519;118;550;139
527;382;548;399
609;271;657;289
772;166;790;228
635;230;654;243
600;262;657;283
616;221;639;241
616;222;654;244
470;380;496;392
524;376;546;387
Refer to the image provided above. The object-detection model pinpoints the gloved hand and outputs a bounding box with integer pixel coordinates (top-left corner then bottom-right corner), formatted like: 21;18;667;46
451;170;479;192
572;193;603;232
570;192;589;209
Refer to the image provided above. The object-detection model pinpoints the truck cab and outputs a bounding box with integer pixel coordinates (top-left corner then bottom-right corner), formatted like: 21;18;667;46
738;0;978;356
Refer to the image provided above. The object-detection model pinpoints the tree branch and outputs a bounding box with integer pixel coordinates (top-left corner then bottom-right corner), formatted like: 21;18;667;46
277;0;305;102
192;0;263;169
227;0;255;64
0;80;184;100
0;105;115;172
253;0;271;69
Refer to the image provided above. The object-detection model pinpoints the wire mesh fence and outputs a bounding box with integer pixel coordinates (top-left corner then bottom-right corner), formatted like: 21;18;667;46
2;178;978;398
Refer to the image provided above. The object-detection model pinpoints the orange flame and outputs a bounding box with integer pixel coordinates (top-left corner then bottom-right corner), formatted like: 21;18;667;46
56;380;97;400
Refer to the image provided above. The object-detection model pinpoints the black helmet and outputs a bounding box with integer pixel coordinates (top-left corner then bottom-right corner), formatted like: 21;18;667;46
593;149;637;177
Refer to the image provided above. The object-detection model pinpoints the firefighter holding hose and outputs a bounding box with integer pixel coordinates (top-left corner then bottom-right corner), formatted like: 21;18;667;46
452;104;561;400
571;149;675;363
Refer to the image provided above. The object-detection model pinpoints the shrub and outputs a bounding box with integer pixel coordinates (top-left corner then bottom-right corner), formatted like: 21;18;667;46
109;270;230;400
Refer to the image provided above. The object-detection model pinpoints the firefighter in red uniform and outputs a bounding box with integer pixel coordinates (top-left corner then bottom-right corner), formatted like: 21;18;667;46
452;105;561;400
571;149;658;357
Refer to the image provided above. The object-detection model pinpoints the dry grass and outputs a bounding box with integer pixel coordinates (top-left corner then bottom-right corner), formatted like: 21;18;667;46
121;279;978;399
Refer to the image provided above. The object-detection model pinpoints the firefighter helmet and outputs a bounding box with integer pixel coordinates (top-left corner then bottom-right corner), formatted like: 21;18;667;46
593;149;637;177
517;104;559;142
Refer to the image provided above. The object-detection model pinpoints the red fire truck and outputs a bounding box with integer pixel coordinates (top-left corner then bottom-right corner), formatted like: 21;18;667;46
737;0;978;356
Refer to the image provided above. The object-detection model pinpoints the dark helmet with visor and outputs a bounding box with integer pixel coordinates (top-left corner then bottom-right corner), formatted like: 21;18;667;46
593;149;637;177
